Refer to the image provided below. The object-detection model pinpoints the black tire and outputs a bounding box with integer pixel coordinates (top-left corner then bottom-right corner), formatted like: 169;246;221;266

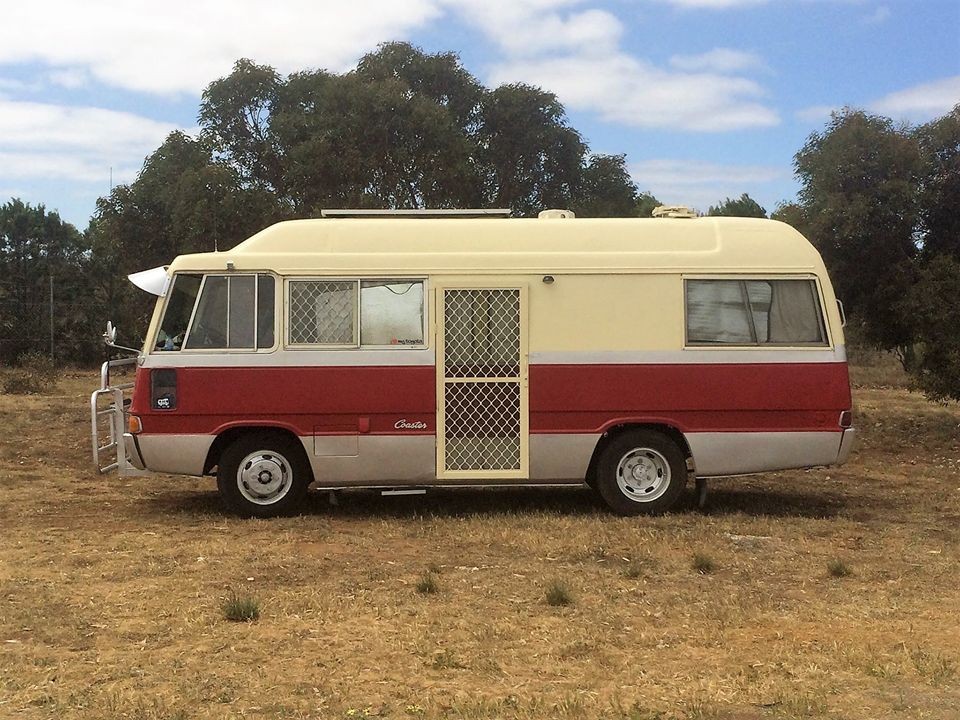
595;429;687;516
216;431;312;518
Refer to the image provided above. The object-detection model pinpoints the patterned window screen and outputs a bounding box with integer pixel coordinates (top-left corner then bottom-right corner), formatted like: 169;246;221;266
287;280;358;345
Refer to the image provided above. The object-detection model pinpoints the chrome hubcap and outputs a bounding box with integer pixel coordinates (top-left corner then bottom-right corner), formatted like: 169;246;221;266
237;451;292;505
615;447;671;503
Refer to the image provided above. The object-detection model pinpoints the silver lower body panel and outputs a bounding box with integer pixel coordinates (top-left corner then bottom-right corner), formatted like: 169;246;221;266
687;431;845;477
137;434;215;475
133;430;850;485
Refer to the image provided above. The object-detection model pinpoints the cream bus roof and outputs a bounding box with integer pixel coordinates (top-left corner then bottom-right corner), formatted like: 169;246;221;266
168;216;826;275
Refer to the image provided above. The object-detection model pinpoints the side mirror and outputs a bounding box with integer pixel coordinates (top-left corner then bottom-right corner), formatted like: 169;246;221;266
103;321;118;346
101;322;139;355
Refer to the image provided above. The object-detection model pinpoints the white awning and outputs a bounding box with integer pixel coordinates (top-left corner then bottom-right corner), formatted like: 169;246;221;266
127;266;169;296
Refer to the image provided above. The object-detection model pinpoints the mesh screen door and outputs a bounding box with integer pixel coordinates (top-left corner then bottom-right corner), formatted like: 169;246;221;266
437;288;528;478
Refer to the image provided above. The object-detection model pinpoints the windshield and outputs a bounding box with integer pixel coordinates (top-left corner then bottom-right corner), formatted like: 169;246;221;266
155;274;202;351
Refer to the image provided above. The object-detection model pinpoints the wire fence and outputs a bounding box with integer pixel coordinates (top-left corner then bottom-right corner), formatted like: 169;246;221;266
3;272;175;367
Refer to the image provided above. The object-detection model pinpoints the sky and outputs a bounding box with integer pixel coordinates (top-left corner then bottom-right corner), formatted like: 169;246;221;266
0;0;958;229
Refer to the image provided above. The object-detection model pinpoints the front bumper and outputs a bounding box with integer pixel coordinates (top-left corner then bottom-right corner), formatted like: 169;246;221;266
123;433;146;471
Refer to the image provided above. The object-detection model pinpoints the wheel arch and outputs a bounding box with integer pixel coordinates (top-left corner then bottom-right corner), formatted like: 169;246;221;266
203;423;307;476
585;421;694;485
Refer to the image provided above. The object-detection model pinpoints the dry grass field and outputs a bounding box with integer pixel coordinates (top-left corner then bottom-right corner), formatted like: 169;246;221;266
1;359;959;719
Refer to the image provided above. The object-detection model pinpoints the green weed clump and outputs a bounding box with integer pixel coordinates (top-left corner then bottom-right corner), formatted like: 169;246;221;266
545;579;574;607
416;571;439;594
222;592;260;622
828;559;852;578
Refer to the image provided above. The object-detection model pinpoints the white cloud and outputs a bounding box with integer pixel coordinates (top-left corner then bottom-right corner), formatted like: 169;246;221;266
489;53;779;131
871;75;960;119
0;0;443;94
451;0;622;57
797;76;959;124
669;48;767;74
630;159;786;212
458;0;777;131
657;0;769;7
0;98;179;183
0;152;125;183
0;0;778;133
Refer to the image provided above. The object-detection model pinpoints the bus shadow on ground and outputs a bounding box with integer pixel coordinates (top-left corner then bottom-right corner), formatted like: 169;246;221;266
145;481;853;521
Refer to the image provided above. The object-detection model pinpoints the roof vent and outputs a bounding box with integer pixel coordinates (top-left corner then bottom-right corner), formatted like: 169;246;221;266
652;205;697;219
538;209;576;219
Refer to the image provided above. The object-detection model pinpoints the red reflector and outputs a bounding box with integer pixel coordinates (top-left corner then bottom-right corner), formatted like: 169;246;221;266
839;410;852;428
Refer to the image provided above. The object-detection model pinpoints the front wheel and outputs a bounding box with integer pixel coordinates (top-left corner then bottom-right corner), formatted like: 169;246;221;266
595;430;687;515
216;432;312;517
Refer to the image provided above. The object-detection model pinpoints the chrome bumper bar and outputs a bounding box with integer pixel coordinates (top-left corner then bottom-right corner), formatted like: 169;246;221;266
90;357;149;476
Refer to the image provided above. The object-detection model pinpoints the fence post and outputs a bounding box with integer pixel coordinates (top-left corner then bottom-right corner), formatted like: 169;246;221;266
49;274;54;361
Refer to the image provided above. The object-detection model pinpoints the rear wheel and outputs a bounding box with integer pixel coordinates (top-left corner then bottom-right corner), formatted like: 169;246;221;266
216;432;312;517
595;430;687;515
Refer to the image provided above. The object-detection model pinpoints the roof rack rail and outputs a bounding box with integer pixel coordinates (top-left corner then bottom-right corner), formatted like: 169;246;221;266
320;208;512;219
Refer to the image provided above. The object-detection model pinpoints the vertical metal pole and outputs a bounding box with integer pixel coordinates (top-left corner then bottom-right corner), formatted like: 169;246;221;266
49;274;54;361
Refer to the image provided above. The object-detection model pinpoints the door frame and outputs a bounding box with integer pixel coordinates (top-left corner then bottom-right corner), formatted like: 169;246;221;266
434;282;529;480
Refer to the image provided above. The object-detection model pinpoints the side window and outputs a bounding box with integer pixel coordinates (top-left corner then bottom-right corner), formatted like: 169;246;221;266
288;280;358;346
173;273;275;351
155;274;202;351
686;280;754;344
686;279;827;346
257;274;275;349
360;280;424;346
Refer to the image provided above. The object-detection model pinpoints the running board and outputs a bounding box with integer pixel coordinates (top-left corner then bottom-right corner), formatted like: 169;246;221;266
380;488;427;496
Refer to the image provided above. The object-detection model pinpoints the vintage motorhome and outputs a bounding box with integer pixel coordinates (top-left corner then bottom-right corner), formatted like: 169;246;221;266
92;208;855;516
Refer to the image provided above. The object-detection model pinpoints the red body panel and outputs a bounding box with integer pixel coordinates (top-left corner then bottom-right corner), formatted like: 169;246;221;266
131;362;852;436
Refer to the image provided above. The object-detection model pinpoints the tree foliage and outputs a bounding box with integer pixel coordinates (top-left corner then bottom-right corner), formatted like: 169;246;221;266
199;59;282;191
87;131;282;350
199;44;638;217
770;201;808;232
915;105;960;261
708;193;767;218
571;154;640;217
790;105;960;399
635;192;662;218
0;199;88;363
794;109;922;352
904;254;960;402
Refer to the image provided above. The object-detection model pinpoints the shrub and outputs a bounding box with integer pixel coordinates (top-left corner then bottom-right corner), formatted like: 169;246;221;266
827;559;852;578
692;552;716;574
545;579;574;606
222;592;260;622
416;571;439;594
3;351;59;395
